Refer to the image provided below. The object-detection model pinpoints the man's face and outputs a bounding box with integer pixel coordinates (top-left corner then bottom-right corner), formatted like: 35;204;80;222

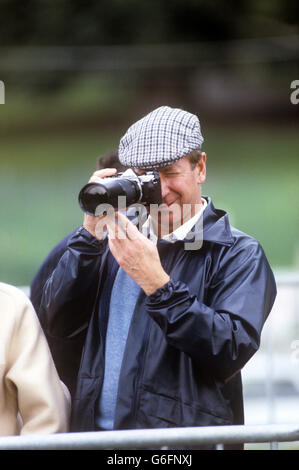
136;154;206;235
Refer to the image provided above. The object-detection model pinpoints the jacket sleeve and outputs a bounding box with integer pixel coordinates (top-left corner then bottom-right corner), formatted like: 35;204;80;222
30;231;76;314
5;286;71;434
39;226;105;338
146;238;277;381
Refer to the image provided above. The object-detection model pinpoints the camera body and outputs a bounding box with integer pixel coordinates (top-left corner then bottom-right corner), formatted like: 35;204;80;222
78;169;162;216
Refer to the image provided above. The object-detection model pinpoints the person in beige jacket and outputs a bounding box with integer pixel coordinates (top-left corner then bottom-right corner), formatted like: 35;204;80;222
0;282;71;436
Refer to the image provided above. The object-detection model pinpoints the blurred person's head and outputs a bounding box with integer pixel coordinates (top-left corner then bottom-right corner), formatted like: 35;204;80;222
97;149;127;172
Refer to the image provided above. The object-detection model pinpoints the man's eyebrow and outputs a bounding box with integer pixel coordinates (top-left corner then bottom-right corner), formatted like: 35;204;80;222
160;167;179;174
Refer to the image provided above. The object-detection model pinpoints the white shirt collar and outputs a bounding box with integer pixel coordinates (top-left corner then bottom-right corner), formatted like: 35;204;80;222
141;198;207;244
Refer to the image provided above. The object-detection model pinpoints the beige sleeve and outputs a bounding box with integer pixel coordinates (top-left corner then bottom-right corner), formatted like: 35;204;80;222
6;289;71;434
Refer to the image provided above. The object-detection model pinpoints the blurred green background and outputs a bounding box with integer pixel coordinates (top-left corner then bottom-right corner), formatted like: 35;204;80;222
0;0;298;286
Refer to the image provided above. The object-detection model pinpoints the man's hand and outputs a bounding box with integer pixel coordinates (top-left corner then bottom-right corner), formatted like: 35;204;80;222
106;211;170;296
83;168;118;238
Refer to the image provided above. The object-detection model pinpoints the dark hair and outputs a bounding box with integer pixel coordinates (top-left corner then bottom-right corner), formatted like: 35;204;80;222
97;149;127;172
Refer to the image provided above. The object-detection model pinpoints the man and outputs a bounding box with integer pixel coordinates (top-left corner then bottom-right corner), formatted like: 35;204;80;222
39;106;276;439
0;282;70;435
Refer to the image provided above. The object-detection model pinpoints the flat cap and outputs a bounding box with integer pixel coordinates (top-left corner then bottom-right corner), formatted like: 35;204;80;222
118;106;204;169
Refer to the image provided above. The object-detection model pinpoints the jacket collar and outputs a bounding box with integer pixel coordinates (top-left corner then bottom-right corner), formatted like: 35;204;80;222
201;197;234;246
169;197;234;248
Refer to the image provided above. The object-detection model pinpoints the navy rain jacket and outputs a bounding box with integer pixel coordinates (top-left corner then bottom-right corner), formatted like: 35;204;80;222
39;198;276;432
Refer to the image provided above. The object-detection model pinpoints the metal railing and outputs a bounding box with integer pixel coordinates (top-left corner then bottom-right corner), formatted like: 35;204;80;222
0;424;299;450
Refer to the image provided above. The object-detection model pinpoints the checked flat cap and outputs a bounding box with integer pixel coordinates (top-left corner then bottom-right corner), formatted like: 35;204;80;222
118;106;204;169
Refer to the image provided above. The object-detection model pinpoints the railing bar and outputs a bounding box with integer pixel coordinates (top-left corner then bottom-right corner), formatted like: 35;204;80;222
0;425;299;450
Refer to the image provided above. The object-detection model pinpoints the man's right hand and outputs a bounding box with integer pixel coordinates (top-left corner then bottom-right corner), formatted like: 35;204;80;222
83;168;117;239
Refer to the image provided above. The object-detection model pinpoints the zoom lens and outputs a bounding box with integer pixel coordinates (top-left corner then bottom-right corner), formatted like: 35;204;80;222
78;177;141;215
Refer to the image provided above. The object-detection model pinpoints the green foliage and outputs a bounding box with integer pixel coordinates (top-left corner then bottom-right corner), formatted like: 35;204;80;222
0;0;298;47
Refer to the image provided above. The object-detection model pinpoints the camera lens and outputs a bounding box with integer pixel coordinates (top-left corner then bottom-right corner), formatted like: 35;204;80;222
78;177;141;215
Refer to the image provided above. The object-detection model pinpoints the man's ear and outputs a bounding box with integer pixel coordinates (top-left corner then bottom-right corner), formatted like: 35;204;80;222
196;152;207;184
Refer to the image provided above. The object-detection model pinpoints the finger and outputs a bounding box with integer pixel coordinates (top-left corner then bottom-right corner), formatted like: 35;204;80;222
93;168;118;177
114;211;140;240
106;216;116;238
88;168;117;183
106;216;127;240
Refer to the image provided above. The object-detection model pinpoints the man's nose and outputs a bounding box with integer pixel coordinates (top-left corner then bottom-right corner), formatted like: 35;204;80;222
159;173;170;199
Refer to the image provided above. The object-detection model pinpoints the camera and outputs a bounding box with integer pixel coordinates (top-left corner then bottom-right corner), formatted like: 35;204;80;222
78;169;162;216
